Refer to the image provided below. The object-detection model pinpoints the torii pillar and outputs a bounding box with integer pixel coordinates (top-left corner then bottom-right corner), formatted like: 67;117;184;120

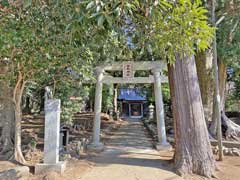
87;68;104;151
152;68;172;150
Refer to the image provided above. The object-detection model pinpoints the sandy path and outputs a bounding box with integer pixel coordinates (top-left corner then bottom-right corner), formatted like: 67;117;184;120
80;119;182;180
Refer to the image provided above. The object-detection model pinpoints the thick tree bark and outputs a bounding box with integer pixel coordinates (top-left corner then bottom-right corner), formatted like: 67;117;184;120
168;55;216;177
0;81;15;157
0;63;15;159
196;50;214;125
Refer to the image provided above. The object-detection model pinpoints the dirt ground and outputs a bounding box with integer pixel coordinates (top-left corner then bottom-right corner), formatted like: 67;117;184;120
0;154;239;180
30;159;93;180
215;156;240;180
0;118;240;180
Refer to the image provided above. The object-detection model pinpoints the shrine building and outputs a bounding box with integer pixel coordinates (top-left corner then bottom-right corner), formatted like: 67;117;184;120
117;88;147;119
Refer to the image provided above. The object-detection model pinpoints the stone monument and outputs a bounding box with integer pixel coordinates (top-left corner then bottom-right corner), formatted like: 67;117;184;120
35;97;66;174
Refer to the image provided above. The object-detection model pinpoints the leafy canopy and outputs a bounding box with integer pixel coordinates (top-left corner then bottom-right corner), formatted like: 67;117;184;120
81;0;214;63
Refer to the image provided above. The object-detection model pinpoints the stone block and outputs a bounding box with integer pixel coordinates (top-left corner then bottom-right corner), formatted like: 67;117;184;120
155;142;172;151
35;161;66;175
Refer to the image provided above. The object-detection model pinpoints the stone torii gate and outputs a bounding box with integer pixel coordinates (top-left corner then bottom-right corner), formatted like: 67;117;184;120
87;61;172;151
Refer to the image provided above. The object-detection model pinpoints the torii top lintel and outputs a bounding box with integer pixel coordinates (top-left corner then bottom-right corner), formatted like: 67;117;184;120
99;61;167;71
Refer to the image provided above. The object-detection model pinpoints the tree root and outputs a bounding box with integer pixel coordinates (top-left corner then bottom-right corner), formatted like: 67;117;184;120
222;113;240;141
14;148;26;165
174;155;216;178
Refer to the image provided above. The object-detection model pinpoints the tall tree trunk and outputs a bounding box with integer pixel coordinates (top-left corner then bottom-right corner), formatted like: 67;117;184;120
210;91;218;136
13;73;26;164
210;0;224;161
196;50;214;125
0;81;15;157
209;60;240;140
218;60;227;111
168;55;216;177
209;60;227;136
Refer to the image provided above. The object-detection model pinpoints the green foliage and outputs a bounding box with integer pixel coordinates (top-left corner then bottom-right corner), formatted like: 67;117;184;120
0;0;214;78
0;1;95;89
217;16;240;66
232;77;240;101
162;83;170;103
0;1;110;122
54;78;85;125
225;94;240;112
216;0;240;108
102;84;114;112
146;84;170;104
149;0;214;62
61;99;82;125
0;1;214;121
81;0;214;62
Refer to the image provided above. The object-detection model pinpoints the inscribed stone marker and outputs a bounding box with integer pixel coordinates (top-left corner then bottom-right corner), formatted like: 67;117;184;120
44;99;61;164
35;99;66;174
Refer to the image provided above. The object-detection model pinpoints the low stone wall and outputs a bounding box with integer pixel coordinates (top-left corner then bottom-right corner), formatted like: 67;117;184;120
142;118;158;142
142;118;175;143
143;118;240;156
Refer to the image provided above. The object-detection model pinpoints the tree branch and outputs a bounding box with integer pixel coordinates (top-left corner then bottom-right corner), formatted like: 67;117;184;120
228;18;240;44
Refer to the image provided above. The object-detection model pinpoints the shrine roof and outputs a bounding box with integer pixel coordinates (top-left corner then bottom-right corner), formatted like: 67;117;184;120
118;88;147;101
